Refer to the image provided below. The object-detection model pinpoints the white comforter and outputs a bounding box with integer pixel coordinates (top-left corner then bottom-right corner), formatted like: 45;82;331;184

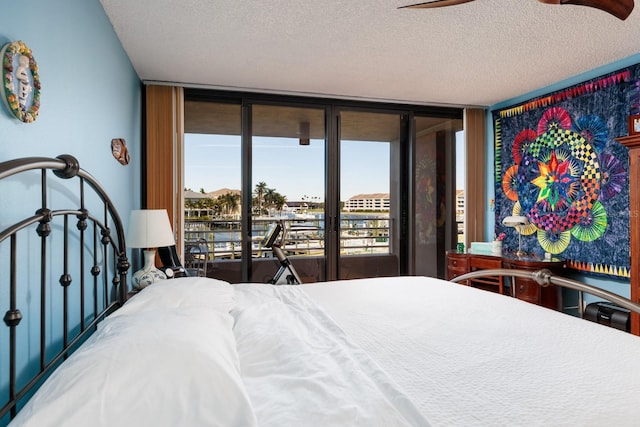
298;276;640;426
10;276;640;426
232;283;429;427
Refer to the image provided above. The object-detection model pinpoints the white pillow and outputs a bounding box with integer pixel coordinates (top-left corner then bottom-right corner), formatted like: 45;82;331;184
10;278;257;427
116;276;235;316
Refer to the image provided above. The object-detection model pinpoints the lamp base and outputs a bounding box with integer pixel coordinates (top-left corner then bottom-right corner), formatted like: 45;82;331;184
132;249;167;290
516;231;526;258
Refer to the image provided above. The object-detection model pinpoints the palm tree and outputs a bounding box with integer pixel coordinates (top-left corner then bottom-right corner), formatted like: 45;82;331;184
254;181;268;215
200;197;216;219
220;192;240;216
263;188;276;214
184;197;196;218
264;188;287;215
211;197;223;217
272;193;287;213
194;198;207;217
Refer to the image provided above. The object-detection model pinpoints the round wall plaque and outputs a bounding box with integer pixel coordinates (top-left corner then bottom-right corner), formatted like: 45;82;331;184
1;40;41;123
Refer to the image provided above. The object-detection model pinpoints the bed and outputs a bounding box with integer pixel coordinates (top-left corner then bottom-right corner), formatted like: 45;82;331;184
3;155;640;426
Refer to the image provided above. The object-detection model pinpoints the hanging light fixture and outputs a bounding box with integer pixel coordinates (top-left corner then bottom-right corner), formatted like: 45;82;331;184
298;122;310;146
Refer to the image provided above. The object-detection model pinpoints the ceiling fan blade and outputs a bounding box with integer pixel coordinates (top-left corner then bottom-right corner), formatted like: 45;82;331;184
538;0;634;20
398;0;475;9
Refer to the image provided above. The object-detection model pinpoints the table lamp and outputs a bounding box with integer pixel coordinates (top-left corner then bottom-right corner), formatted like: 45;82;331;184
502;215;529;257
126;209;176;289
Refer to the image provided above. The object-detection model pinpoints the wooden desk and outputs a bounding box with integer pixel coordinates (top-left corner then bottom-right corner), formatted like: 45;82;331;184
446;250;565;310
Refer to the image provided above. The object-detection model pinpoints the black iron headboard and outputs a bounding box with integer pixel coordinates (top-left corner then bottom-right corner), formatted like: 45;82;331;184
0;154;129;421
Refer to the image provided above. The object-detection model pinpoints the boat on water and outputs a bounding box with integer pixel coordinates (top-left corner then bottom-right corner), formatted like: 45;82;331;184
287;222;321;236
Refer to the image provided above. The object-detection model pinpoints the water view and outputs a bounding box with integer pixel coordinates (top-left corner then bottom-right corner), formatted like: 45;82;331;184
184;212;390;260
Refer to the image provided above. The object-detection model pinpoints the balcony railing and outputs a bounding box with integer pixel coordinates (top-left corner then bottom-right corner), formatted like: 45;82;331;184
184;215;390;260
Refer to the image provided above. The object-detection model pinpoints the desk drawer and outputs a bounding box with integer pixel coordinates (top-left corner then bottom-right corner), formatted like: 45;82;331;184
447;266;467;281
447;253;469;282
468;256;501;270
513;279;540;303
448;256;468;270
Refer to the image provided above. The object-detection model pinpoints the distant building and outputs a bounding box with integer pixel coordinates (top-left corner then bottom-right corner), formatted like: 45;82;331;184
184;190;212;217
283;201;308;213
184;190;210;201
456;189;464;236
455;189;464;222
343;193;389;212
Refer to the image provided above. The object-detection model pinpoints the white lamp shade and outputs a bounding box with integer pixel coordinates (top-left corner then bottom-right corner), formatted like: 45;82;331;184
126;209;175;248
502;215;529;227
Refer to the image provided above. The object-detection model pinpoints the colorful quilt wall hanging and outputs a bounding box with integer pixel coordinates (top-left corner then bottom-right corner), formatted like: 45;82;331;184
493;65;640;279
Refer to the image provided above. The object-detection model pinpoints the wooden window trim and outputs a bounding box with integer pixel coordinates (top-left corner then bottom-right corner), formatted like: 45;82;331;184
144;85;184;256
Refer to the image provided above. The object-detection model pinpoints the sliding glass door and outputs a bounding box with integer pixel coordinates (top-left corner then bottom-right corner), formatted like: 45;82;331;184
183;100;243;281
413;116;463;278
337;110;403;279
183;89;463;283
250;104;326;283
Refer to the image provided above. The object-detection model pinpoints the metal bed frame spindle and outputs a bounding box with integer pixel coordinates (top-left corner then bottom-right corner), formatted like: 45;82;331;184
0;155;129;421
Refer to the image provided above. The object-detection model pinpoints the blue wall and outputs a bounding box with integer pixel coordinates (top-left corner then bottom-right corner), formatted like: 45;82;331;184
486;54;640;300
1;0;141;214
0;0;140;421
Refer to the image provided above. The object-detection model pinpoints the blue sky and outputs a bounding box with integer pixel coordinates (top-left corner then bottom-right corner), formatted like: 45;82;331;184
184;133;391;201
184;132;464;202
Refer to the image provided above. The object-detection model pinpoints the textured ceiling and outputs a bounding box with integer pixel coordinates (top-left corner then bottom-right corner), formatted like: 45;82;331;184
100;0;640;108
